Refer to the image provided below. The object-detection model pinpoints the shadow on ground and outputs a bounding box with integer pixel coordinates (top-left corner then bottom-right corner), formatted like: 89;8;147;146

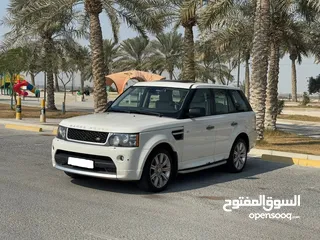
70;157;290;195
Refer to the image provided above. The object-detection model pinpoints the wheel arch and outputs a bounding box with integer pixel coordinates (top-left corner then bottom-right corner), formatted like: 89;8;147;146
141;142;179;178
234;132;249;151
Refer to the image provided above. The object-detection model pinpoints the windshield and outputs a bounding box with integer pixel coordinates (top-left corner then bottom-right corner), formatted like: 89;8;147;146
108;86;189;118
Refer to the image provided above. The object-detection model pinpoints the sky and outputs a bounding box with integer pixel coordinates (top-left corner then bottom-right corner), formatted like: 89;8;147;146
0;0;319;95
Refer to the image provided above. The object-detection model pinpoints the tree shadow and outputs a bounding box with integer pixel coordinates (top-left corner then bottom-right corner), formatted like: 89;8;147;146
70;157;290;195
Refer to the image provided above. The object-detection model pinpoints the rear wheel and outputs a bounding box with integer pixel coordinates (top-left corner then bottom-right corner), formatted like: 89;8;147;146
226;139;248;173
64;171;85;179
138;149;173;192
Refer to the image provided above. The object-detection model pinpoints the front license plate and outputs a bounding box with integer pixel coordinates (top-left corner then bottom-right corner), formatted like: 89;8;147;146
68;157;94;169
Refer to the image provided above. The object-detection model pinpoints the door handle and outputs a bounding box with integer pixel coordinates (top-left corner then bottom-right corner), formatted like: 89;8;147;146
231;122;238;126
206;125;215;130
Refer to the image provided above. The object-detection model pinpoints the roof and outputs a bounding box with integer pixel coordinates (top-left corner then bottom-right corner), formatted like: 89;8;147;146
133;80;240;90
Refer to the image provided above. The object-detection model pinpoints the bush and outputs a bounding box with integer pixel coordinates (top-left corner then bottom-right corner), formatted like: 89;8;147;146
301;92;310;106
277;99;285;115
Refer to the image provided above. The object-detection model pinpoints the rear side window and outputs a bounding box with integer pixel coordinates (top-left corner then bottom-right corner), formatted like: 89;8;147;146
212;89;236;114
229;90;250;112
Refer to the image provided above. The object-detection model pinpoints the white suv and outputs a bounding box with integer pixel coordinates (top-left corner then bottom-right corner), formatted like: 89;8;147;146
52;80;257;192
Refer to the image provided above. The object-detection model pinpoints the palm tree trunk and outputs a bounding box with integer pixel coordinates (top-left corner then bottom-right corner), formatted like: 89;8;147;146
249;0;270;141
80;72;85;93
169;69;173;80
265;41;280;130
85;0;108;113
290;57;298;102
30;73;36;86
54;74;60;92
244;56;250;100
182;24;195;81
44;37;57;110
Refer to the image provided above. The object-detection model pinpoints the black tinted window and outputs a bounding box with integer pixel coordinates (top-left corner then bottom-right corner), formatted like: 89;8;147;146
230;90;250;112
213;89;235;114
188;89;212;116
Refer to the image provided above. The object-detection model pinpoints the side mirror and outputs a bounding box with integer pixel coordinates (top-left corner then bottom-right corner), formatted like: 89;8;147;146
188;107;206;118
106;101;113;110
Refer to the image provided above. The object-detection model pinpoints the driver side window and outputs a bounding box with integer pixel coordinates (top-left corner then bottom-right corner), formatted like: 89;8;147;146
188;89;213;117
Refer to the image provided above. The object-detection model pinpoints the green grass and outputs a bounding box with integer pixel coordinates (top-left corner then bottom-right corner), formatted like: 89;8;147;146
256;130;320;155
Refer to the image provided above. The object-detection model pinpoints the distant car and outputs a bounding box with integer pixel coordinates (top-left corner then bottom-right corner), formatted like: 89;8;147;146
52;80;257;192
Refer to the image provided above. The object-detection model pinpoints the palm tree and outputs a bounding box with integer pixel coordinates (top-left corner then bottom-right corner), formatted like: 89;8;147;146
4;0;167;113
203;1;254;98
194;40;234;84
114;36;150;72
74;46;92;93
149;31;183;80
249;0;271;140
166;0;210;81
21;41;44;87
103;39;119;75
265;0;314;129
3;2;82;110
282;1;318;102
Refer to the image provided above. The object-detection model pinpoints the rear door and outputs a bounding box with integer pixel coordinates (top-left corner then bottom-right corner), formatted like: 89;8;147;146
211;89;238;161
180;89;216;170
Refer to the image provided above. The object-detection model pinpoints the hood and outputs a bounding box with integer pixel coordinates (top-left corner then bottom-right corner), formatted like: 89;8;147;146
59;112;182;133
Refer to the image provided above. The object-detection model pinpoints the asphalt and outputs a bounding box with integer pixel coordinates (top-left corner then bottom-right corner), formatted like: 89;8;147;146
277;120;320;138
0;126;320;239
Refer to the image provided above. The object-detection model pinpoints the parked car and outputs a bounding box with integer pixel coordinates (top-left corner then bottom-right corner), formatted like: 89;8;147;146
52;80;257;192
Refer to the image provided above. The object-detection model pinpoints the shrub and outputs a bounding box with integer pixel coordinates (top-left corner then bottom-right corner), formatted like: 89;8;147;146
277;99;285;115
301;92;310;106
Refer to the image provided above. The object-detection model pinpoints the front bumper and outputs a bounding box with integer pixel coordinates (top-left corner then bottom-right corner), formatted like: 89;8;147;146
52;138;148;181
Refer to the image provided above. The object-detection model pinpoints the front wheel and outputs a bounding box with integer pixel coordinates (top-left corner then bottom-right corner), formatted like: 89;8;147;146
138;149;173;192
226;139;248;173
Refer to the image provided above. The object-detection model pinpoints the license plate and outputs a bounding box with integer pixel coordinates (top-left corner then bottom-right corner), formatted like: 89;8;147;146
68;157;94;169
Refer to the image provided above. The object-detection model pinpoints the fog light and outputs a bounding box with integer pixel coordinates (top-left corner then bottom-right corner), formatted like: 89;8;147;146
117;155;124;161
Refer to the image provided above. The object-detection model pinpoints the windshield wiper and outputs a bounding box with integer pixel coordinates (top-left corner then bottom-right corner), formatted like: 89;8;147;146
108;108;162;117
129;109;163;117
108;108;131;113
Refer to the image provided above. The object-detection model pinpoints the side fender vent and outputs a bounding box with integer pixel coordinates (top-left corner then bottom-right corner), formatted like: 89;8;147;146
172;129;184;140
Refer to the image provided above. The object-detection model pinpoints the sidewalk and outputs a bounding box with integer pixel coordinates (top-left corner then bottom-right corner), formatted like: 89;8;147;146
0;118;61;132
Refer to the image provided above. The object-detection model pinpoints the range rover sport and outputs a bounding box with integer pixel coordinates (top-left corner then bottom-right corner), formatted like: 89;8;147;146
52;80;257;192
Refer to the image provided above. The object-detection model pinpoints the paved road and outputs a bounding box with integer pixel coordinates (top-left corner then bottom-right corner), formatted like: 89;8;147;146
277;120;320;138
0;126;320;240
282;108;320;117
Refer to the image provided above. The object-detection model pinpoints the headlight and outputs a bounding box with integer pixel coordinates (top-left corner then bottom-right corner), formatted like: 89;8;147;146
57;126;67;139
108;133;139;147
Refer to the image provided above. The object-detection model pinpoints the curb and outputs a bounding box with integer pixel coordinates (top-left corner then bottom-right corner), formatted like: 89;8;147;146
250;149;320;168
5;124;43;132
52;127;58;135
261;154;320;168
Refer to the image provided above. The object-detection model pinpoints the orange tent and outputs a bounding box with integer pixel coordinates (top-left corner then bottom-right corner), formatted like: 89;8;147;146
106;70;165;94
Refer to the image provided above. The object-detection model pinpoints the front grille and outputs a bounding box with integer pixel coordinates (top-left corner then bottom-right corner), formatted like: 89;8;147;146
55;150;116;173
67;128;108;144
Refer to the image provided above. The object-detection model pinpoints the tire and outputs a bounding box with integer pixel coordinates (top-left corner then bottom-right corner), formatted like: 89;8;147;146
226;138;248;173
137;149;173;192
64;171;85;179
